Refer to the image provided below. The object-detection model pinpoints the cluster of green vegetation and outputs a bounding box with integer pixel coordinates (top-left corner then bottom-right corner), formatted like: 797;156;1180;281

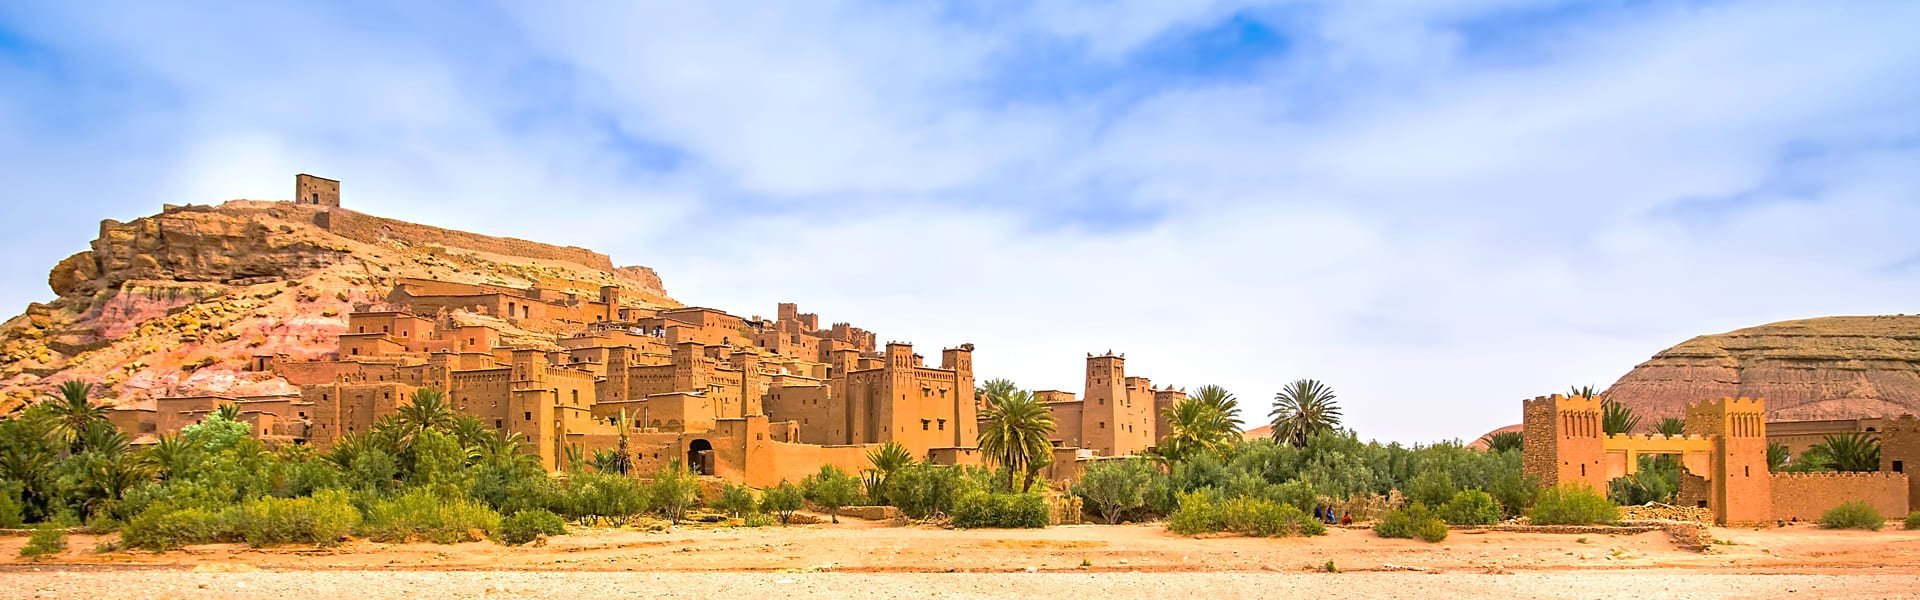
0;384;798;550
1819;501;1885;531
1374;503;1448;542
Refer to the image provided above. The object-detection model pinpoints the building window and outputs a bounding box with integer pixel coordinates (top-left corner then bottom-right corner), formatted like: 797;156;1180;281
494;419;502;428
1894;460;1904;473
524;411;532;420
938;419;946;430
1099;421;1106;429
921;420;930;430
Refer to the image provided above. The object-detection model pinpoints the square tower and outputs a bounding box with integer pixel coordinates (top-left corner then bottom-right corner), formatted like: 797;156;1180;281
295;173;340;207
1686;397;1771;524
1520;394;1606;492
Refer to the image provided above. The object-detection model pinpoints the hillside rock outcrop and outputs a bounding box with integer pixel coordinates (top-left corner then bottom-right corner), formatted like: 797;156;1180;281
1603;316;1920;423
1;200;676;413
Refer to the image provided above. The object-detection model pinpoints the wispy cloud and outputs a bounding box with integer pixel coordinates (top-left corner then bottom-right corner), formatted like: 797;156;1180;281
2;1;1917;441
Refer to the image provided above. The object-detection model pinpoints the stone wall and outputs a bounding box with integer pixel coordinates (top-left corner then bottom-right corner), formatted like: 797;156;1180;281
1769;472;1910;522
317;208;615;272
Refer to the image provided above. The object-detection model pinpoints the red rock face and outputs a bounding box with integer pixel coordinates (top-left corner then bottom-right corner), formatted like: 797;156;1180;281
1604;316;1920;423
0;200;676;413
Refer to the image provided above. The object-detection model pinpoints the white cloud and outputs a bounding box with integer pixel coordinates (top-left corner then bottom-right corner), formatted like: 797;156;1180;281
1;1;1917;442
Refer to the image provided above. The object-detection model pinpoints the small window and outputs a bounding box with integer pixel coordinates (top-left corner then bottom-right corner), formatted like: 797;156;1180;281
1895;460;1905;473
921;420;930;430
1744;465;1750;477
1099;421;1106;429
524;411;532;420
1580;464;1586;476
494;419;502;428
938;419;946;430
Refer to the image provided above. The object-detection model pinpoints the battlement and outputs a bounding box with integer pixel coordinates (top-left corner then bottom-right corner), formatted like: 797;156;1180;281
1606;433;1709;443
1524;394;1601;412
1687;396;1767;413
1772;471;1910;481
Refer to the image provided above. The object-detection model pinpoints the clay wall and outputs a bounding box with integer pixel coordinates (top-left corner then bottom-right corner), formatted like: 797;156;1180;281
764;380;834;445
1521;394;1606;493
319;208;614;271
1881;415;1920;508
1769;472;1910;522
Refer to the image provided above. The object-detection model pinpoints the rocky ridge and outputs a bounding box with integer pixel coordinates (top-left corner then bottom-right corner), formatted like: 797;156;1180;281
1603;315;1920;423
0;200;675;412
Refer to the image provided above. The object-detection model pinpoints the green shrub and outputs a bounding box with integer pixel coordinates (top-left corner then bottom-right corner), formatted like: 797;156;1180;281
1529;484;1619;526
359;489;502;544
884;464;986;519
1905;511;1920;530
802;465;863;524
20;524;67;558
499;509;568;545
553;472;649;519
1168;491;1222;535
1439;489;1502;526
761;481;805;525
1819;501;1885;531
1220;497;1324;537
1375;503;1448;542
1073;459;1154;524
950;492;1048;529
122;505;235;551
235;490;360;547
713;483;756;517
1405;470;1457;508
741;513;777;527
0;485;23;529
648;463;700;524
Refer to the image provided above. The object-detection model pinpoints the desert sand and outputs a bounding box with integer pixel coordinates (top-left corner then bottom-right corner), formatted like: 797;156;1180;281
5;519;1920;598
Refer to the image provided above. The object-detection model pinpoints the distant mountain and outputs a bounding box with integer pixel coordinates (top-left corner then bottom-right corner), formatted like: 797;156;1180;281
1604;316;1920;424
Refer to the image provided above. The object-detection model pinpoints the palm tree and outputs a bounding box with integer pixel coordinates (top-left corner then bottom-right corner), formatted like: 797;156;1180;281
1189;385;1242;432
977;390;1055;492
1158;397;1235;461
1269;379;1341;447
477;431;538;472
1600;400;1639;435
1655;417;1685;436
1801;432;1881;472
1485;431;1524;453
977;378;1019;405
395;388;457;432
213;403;242;422
143;434;195;480
864;441;914;498
1767;442;1790;472
45;380;106;452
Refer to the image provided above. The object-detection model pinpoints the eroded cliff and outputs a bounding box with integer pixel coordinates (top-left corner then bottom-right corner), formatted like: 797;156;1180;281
1604;316;1920;422
0;200;675;412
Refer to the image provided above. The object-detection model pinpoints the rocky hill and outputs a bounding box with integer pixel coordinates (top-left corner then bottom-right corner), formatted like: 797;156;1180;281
0;200;675;413
1603;316;1920;423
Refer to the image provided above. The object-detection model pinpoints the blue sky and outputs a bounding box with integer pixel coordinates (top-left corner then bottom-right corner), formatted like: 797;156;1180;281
2;1;1917;442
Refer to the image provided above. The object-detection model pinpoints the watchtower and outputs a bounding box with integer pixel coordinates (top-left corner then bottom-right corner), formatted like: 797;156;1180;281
1521;394;1606;492
1686;397;1771;524
295;174;340;207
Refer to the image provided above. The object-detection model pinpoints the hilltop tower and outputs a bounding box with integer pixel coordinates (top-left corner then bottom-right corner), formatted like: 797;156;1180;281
295;174;340;207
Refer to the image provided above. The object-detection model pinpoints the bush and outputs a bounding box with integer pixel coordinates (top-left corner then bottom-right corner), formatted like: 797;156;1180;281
1073;459;1154;524
1819;501;1885;531
742;513;777;527
713;483;756;517
950;492;1048;529
1375;503;1448;542
235;490;360;547
884;464;987;519
802;465;863;523
359;489;502;544
1168;491;1222;535
761;481;805;525
0;485;23;529
1529;484;1619;526
647;463;700;524
1439;489;1502;526
122;505;234;551
1167;492;1323;537
500;509;568;545
20;524;67;558
1405;470;1457;508
553;472;649;519
1906;511;1920;531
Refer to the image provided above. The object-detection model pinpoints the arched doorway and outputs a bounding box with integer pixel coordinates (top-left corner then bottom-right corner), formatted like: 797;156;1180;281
687;439;714;476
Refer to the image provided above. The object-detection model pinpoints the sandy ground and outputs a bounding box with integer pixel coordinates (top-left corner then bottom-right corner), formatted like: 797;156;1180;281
3;520;1919;598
